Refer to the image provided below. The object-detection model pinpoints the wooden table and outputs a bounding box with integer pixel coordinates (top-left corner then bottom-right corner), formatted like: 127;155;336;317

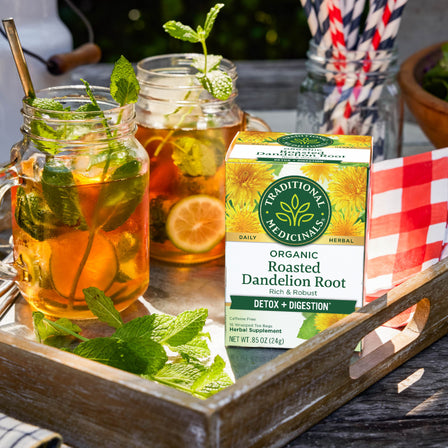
1;60;446;448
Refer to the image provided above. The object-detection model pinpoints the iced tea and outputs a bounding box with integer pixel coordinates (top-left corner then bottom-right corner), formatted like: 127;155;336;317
12;168;149;320
136;123;242;264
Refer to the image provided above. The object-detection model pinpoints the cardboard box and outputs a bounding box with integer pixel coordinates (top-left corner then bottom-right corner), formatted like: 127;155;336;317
225;132;372;348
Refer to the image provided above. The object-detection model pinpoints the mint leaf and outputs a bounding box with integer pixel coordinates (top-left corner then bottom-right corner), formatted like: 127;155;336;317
113;314;173;342
197;70;232;101
99;161;148;232
75;102;101;113
116;336;167;375
204;3;224;39
110;56;140;106
163;21;199;43
26;97;65;112
150;360;205;390
160;308;208;347
33;311;83;348
83;287;124;329
163;3;231;100
174;334;211;362
151;356;232;399
41;160;86;228
74;337;147;374
14;187;62;241
172;136;224;176
192;54;222;73
191;355;233;398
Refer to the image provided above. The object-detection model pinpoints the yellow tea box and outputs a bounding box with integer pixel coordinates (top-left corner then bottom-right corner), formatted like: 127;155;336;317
225;132;372;348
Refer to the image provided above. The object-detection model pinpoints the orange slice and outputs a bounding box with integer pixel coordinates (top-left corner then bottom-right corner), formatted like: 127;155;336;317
166;194;225;253
50;231;118;300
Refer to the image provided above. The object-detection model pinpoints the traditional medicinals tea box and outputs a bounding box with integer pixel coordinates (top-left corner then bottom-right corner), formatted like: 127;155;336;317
225;132;372;348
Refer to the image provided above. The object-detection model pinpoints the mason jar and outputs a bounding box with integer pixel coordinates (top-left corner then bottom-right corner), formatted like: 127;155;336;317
0;86;149;320
296;40;403;161
135;53;270;265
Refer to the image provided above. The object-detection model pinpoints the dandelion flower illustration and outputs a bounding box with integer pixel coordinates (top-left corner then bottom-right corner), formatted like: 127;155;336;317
314;313;347;332
226;162;274;206
301;163;337;183
226;205;262;233
328;166;367;211
327;209;365;236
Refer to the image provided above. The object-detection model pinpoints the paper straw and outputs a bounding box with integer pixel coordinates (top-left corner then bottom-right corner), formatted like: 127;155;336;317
315;0;332;47
345;0;367;50
300;0;320;39
327;0;399;135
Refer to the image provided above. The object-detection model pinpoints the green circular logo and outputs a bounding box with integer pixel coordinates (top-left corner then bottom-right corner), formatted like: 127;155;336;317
259;176;331;246
277;133;333;148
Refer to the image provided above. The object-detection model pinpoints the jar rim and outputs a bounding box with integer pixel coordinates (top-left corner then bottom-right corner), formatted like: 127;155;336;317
22;85;133;117
136;52;238;83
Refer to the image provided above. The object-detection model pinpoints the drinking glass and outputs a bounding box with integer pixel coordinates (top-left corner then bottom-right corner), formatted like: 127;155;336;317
296;40;403;161
0;86;150;319
135;53;270;264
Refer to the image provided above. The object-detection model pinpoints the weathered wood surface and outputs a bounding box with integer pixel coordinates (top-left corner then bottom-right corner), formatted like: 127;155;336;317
3;256;448;447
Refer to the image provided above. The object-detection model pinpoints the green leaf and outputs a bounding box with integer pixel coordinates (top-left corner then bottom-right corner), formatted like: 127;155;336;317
75;102;101;113
297;313;319;339
113;314;173;342
171;136;225;176
160;308;208;347
110;56;140;106
99;161;148;232
41;160;86;228
163;21;199;43
83;287;124;329
197;70;232;100
151;355;232;399
118;336;167;375
192;356;233;398
14;187;62;241
33;311;82;348
151;360;205;390
203;3;224;39
191;54;222;73
173;334;211;362
73;337;147;374
26;97;66;112
191;354;225;391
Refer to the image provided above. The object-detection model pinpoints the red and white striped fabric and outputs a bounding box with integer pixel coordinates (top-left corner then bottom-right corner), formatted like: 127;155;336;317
366;147;448;302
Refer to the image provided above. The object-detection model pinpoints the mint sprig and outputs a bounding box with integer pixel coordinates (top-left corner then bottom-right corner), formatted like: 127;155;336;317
163;3;232;100
32;287;233;399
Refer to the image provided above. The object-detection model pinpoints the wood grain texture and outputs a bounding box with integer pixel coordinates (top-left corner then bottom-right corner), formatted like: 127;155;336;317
2;256;448;447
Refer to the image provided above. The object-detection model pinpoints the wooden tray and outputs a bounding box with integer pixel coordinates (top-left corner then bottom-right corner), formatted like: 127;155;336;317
1;256;448;448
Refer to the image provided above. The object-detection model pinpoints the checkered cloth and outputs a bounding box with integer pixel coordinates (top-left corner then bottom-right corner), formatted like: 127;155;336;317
0;413;62;448
366;147;448;301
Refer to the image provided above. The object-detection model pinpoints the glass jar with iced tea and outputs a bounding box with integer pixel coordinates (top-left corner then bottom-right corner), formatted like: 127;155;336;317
135;53;269;264
0;86;149;320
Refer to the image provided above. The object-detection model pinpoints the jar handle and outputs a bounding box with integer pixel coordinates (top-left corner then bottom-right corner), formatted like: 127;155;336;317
0;158;20;280
244;112;271;132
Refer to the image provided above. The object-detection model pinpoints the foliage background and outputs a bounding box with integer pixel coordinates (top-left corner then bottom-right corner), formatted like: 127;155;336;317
58;0;311;63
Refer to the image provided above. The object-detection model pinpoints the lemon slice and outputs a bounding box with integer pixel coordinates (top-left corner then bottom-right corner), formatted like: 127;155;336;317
166;194;225;253
50;231;118;300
